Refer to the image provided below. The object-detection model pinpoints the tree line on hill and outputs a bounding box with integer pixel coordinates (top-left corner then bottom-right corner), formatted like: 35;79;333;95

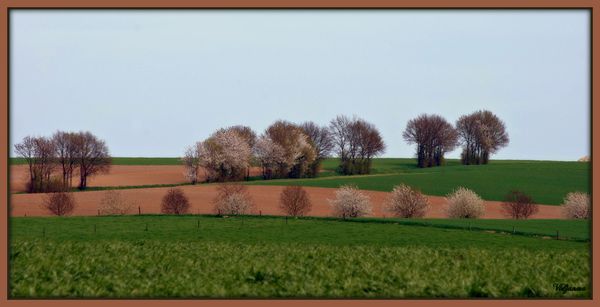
13;110;508;191
182;110;508;184
14;131;111;193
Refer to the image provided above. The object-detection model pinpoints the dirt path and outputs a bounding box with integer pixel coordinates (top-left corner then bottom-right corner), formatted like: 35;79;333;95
10;165;262;192
10;185;564;219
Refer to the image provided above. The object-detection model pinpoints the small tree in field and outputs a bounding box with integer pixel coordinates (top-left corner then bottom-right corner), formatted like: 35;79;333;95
98;190;134;215
42;192;76;216
501;190;538;219
384;184;430;218
161;188;190;215
213;183;255;215
328;185;372;218
562;192;590;219
279;186;312;217
446;187;485;218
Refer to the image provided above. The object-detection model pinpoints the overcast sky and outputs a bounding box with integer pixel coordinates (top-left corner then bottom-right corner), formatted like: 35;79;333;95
10;10;590;160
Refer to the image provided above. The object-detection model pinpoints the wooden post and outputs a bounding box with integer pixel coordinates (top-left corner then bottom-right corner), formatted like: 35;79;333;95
98;209;100;216
259;210;262;216
138;206;141;215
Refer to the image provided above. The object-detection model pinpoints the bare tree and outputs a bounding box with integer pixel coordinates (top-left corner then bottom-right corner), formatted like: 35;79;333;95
300;121;333;176
403;114;457;168
329;115;385;175
502;190;538;219
52;131;78;189
279;186;312;217
14;136;57;193
456;110;509;165
42;192;76;216
181;142;202;184
161;188;191;215
73;132;111;190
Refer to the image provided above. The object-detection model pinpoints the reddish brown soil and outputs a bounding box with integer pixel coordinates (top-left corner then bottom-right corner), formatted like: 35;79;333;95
10;185;564;219
10;165;262;192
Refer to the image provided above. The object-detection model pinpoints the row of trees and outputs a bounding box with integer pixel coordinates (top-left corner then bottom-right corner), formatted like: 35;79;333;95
183;115;387;183
403;110;509;168
14;131;111;192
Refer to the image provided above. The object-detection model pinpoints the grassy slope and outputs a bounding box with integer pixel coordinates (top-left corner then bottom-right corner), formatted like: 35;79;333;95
248;158;590;205
10;216;590;298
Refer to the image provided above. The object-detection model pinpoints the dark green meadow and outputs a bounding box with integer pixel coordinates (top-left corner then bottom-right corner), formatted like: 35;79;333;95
10;215;590;298
248;158;590;205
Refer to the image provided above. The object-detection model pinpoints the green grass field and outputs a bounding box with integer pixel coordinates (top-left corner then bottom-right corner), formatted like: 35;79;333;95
10;215;590;298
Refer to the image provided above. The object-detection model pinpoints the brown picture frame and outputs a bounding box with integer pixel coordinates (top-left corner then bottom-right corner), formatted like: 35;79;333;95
0;1;597;306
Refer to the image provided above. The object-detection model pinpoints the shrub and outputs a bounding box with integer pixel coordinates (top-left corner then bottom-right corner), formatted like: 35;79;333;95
213;183;255;215
160;188;190;215
98;190;133;215
384;184;430;218
446;187;484;218
279;186;312;217
328;185;372;218
562;192;590;219
42;192;76;216
502;190;538;219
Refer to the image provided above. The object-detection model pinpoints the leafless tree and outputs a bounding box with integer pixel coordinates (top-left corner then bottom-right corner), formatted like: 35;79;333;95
456;110;509;165
161;188;191;215
42;192;76;216
14;136;57;193
52;131;78;189
181;142;202;184
502;190;538;219
73;132;111;190
403;114;457;168
300;121;333;176
279;186;312;217
329;115;385;175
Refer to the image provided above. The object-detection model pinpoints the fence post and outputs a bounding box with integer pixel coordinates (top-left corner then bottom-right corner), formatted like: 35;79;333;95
97;209;100;216
259;210;262;216
138;206;141;215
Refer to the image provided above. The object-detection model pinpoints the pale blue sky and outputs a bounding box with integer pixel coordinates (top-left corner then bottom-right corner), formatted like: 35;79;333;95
10;10;590;160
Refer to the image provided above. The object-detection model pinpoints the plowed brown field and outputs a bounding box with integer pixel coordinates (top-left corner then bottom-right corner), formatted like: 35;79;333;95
10;185;564;219
10;165;262;192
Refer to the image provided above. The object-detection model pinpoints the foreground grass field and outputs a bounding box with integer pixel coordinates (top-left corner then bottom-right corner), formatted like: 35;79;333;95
10;216;590;298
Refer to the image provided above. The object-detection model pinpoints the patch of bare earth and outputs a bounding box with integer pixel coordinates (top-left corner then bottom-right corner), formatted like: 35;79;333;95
10;185;564;219
10;165;262;192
